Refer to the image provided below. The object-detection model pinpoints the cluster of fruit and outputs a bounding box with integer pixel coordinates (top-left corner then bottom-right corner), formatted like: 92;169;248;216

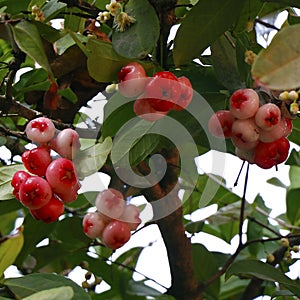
208;88;292;169
11;117;81;223
117;62;193;121
83;188;141;250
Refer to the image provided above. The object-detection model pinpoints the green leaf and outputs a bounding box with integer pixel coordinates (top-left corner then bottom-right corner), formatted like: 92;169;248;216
111;118;157;166
58;87;78;104
42;0;67;22
127;280;163;297
0;0;31;15
251;24;300;90
50;216;90;249
226;259;300;297
211;34;246;92
0;164;26;200
86;38;130;82
4;273;90;300
192;244;220;299
11;21;53;78
15;214;57;268
261;0;300;9
102;93;135;138
73;137;113;180
112;0;160;59
0;229;24;278
173;0;245;66
22;286;73;300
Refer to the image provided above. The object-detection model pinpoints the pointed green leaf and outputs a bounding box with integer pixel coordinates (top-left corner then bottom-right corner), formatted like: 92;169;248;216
226;259;300;297
22;286;73;300
251;24;300;90
0;229;24;277
73;137;113;179
86;38;130;82
0;164;26;200
112;0;160;59
4;273;90;300
11;21;53;78
211;34;245;92
173;0;245;66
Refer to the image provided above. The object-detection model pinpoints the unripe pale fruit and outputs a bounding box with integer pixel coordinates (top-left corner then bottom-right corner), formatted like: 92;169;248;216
232;118;260;143
25;117;56;144
82;212;106;239
95;188;125;220
11;170;31;200
45;158;80;195
255;103;281;131
50;128;81;159
118;62;147;98
19;176;52;209
230;88;259;119
30;196;64;223
21;147;52;177
208;110;234;138
101;220;131;250
120;204;142;231
258;118;286;143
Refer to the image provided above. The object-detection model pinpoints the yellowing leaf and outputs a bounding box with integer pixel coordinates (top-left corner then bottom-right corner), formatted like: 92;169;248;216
0;228;24;278
251;24;300;90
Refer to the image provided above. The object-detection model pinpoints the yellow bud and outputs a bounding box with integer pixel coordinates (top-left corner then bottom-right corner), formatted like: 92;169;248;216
281;238;290;248
289;90;299;101
266;253;275;263
292;245;299;253
279;91;290;101
290;102;299;115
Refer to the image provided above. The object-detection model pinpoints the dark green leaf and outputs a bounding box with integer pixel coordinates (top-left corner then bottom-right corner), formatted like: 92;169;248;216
211;34;246;92
261;0;300;9
42;0;67;22
15;214;57;268
11;21;53;78
0;0;31;15
127;280;162;297
50;216;90;249
173;0;246;66
192;244;220;298
58;87;78;104
112;0;160;59
102;93;135;138
226;259;300;297
4;273;90;300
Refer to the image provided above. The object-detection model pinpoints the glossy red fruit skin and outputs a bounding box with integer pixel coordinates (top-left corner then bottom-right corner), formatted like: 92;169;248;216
19;176;52;209
172;76;193;111
82;212;106;239
144;71;181;112
254;137;290;169
30;196;64;223
134;97;168;121
208;110;234;138
11;170;31;200
118;62;147;98
21;147;52;177
101;220;131;250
